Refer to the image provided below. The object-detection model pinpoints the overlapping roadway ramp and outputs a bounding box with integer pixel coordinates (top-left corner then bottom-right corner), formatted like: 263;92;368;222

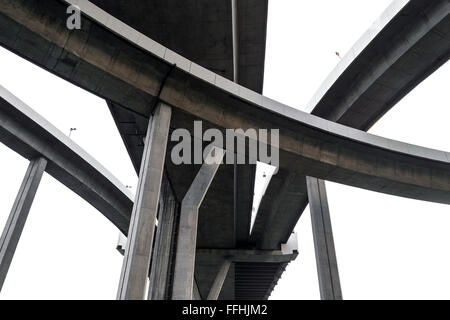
253;0;450;250
1;0;449;300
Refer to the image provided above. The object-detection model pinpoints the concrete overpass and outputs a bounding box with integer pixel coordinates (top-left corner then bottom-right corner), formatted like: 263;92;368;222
0;84;134;289
254;0;450;252
0;0;449;300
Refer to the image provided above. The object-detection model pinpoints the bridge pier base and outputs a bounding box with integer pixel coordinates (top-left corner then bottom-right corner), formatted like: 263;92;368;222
117;102;172;300
0;157;47;291
172;148;225;300
306;176;342;300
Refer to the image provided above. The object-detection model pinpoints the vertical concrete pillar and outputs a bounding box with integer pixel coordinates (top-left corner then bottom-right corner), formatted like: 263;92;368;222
148;175;177;300
306;176;342;300
207;260;231;300
117;102;172;300
0;157;47;291
172;148;225;300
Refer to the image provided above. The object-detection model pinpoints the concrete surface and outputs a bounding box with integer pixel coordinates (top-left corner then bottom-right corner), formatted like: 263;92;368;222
0;158;47;291
117;102;171;300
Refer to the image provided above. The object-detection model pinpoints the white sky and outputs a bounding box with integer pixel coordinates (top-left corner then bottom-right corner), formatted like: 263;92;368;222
0;0;449;299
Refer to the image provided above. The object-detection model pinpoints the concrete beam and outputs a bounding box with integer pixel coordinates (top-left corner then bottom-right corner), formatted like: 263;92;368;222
90;0;268;93
196;247;298;264
255;0;450;250
231;0;256;247
4;1;450;205
308;0;450;130
306;176;342;300
207;260;231;300
0;85;133;235
148;174;178;300
1;1;449;297
0;157;47;291
117;102;172;300
172;148;225;300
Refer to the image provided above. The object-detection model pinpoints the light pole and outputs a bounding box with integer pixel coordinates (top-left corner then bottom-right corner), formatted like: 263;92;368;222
69;127;77;138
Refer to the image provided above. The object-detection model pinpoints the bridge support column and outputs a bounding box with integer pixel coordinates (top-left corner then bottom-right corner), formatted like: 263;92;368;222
148;175;177;300
172;148;225;300
207;260;231;300
0;157;47;291
117;102;172;300
306;176;342;300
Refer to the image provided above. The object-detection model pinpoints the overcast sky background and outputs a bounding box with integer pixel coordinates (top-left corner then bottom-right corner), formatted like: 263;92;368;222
0;0;449;299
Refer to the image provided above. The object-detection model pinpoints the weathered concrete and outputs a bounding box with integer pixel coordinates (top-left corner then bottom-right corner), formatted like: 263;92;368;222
197;247;298;264
90;0;267;93
1;0;449;300
0;85;133;234
230;0;256;248
3;0;450;205
308;0;450;131
306;176;342;300
172;148;225;300
207;260;231;300
148;174;178;300
0;157;46;291
250;0;450;251
117;102;172;300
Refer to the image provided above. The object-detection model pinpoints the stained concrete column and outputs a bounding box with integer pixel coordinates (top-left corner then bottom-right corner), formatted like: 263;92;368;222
117;102;172;300
207;260;231;300
0;157;47;291
306;176;342;300
148;175;177;300
172;147;225;300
